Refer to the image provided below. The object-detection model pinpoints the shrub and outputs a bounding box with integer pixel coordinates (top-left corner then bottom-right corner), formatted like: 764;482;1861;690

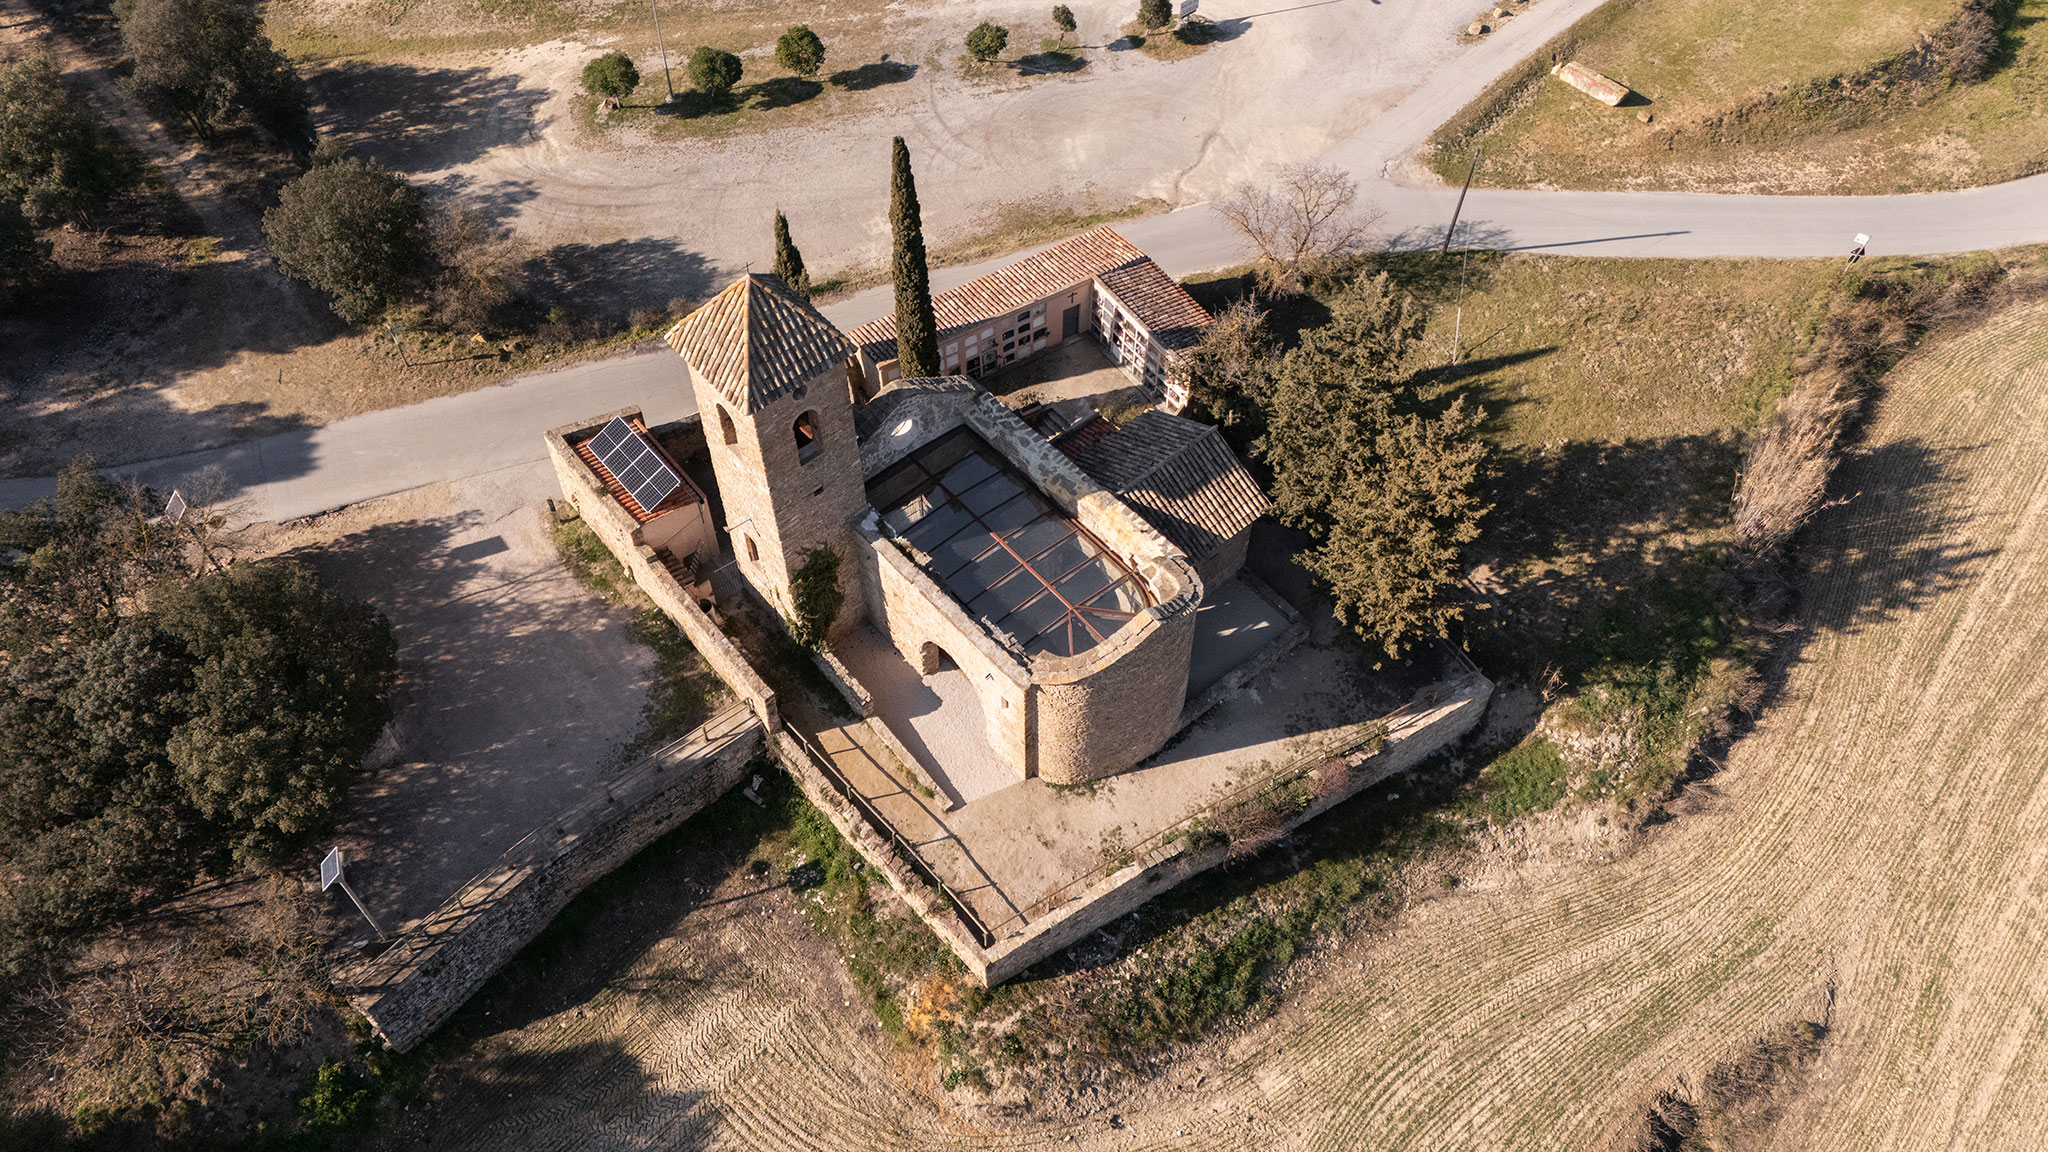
1137;0;1173;30
298;1060;380;1134
262;156;427;324
426;203;525;332
775;25;827;78
689;46;743;96
1051;4;1077;36
0;202;52;311
0;53;121;224
581;51;639;107
966;22;1009;62
789;547;844;649
113;0;311;148
0;464;397;989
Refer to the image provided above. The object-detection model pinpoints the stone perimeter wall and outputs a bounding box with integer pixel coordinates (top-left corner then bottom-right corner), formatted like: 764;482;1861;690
346;709;762;1052
977;669;1495;984
775;669;1494;985
545;412;780;731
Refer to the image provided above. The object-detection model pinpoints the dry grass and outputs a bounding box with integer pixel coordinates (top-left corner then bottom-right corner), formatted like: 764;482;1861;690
1429;0;2048;194
272;0;896;66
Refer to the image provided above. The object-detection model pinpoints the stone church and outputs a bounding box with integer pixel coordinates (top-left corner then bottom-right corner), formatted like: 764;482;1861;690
572;230;1267;784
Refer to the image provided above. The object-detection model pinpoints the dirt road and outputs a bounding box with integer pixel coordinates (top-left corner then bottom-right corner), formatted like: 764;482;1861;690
316;0;1572;278
397;301;2048;1148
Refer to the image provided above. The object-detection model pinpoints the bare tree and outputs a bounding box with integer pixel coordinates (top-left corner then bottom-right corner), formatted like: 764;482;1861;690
1214;162;1379;294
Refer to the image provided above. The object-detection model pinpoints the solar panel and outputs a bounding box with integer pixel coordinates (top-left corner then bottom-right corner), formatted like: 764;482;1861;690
588;416;682;512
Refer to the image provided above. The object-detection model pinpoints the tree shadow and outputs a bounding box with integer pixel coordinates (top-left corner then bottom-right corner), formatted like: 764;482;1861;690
657;89;743;119
1014;50;1089;75
748;76;824;109
308;61;551;174
1797;436;1994;637
1468;433;1745;680
519;238;715;320
429;171;540;226
828;60;918;90
0;238;332;479
400;1037;716;1149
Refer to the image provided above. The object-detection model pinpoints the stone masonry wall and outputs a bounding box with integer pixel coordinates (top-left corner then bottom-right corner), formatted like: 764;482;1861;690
689;361;869;644
855;512;1030;772
346;708;762;1052
546;414;779;731
981;669;1494;983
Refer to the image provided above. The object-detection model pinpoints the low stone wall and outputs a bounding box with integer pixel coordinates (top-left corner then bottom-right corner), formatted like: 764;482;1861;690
630;547;779;731
545;411;779;732
779;668;1493;986
980;669;1494;983
343;705;763;1052
810;648;871;717
769;729;991;972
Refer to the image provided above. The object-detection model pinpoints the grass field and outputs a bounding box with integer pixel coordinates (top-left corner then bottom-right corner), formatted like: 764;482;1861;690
1429;0;2048;194
386;292;2048;1151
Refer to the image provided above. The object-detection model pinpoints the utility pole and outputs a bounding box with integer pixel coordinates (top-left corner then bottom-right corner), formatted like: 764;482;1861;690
651;0;675;101
1440;144;1482;256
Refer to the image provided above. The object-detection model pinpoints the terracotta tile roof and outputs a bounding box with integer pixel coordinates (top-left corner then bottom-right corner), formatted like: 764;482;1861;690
1056;410;1268;563
666;274;852;414
571;418;703;524
847;226;1211;363
1096;259;1213;351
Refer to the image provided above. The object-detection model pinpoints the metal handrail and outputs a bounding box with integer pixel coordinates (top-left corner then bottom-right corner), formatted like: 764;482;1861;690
782;723;998;949
349;702;758;985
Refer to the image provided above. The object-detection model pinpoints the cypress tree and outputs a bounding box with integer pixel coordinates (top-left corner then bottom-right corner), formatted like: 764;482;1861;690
772;209;809;294
889;136;940;378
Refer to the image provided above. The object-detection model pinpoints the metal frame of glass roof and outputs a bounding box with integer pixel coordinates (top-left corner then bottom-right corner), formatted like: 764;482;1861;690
867;427;1153;659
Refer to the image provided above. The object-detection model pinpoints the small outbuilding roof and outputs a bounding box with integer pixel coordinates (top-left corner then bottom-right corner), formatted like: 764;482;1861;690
666;274;853;414
848;226;1212;364
1052;409;1269;564
570;417;703;524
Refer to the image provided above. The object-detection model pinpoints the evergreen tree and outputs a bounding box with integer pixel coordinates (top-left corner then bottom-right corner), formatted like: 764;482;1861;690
775;26;827;78
262;156;427;324
1256;274;1493;657
772;209;809;294
889;136;939;377
1052;5;1077;38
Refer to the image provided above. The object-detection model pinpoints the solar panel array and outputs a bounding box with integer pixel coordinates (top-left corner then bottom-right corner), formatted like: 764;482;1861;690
588;416;682;513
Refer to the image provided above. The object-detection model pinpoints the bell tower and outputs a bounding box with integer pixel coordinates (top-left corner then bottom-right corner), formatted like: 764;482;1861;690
668;274;868;639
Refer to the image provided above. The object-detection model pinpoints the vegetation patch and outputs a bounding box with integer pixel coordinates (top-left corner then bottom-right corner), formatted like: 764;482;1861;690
546;511;723;750
1428;0;2048;193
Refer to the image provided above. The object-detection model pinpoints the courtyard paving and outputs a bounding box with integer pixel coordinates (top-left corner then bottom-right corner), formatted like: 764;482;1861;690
802;575;1423;943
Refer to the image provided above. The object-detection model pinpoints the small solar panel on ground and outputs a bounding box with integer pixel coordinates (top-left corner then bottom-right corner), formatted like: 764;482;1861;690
588;416;683;512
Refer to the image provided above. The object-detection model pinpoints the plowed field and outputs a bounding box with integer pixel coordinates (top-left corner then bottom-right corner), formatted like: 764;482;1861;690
404;302;2048;1148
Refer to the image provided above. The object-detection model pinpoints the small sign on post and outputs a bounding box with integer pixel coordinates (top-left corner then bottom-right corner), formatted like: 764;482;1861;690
1849;233;1870;264
163;489;188;525
320;847;387;940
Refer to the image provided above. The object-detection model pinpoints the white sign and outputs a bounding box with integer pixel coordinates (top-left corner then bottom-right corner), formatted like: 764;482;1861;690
164;490;188;525
320;847;345;891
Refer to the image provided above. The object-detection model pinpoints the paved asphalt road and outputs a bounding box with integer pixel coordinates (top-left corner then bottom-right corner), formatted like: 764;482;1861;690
7;0;2046;522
